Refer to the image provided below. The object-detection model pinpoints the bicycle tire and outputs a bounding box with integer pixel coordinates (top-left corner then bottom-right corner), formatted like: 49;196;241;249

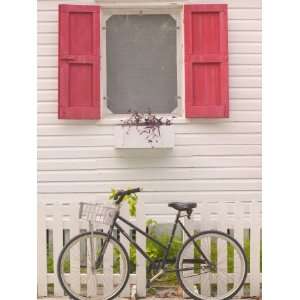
176;230;247;300
57;231;130;300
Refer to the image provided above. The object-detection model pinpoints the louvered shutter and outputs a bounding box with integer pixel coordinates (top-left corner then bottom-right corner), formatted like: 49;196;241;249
184;4;229;118
58;4;100;119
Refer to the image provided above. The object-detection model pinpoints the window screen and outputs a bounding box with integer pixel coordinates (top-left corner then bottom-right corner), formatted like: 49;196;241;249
106;14;177;114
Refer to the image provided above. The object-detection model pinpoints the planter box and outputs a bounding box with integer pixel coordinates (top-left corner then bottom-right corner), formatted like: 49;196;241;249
114;125;175;149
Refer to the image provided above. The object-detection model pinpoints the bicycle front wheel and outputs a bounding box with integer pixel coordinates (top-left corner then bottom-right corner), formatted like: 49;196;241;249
57;231;130;300
176;230;247;300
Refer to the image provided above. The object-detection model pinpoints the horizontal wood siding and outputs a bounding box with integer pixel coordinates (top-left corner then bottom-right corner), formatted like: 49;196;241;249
38;0;261;204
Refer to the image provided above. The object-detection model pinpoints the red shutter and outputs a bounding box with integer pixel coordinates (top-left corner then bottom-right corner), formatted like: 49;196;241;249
184;4;229;118
58;5;100;119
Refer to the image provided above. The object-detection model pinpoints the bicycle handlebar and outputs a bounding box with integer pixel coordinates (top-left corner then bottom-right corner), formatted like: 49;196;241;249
114;187;142;204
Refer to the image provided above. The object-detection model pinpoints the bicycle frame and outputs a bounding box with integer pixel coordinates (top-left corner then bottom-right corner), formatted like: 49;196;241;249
95;209;212;279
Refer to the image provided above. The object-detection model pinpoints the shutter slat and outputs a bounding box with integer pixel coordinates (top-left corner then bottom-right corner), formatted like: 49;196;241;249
58;4;100;119
184;4;229;118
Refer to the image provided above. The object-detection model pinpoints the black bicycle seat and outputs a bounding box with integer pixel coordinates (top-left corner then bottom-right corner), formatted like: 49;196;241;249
168;202;197;211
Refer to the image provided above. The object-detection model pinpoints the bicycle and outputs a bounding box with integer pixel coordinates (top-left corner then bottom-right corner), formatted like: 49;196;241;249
57;188;247;300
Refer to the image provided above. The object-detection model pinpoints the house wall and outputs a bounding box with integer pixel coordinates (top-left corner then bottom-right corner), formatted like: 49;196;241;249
38;0;261;217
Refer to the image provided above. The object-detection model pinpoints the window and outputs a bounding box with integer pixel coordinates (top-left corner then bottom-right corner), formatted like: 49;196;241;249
58;4;229;120
102;9;182;116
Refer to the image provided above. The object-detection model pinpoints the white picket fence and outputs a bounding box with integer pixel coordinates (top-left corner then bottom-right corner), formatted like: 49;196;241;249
37;199;261;298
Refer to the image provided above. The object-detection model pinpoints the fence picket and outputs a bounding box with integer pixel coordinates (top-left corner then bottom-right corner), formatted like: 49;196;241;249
53;202;64;296
217;201;227;296
37;201;47;296
70;202;80;294
234;202;244;298
87;236;97;297
120;202;131;297
250;201;261;296
183;214;194;298
200;202;210;297
136;199;146;297
103;237;114;297
38;199;261;298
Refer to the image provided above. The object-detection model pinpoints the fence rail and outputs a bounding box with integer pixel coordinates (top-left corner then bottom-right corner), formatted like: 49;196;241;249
37;199;261;298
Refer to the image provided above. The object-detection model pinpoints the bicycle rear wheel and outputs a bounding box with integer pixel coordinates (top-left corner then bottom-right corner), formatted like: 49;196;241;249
57;231;129;300
176;230;247;300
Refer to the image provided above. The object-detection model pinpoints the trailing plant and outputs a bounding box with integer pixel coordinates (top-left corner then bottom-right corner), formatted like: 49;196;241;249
109;188;138;217
121;110;175;145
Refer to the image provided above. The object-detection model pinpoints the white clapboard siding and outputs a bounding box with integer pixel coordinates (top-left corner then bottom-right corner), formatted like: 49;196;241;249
39;191;261;205
37;123;261;135
38;167;261;182
38;0;261;297
38;134;261;148
37;0;261;9
38;156;261;171
37;145;261;159
38;179;261;194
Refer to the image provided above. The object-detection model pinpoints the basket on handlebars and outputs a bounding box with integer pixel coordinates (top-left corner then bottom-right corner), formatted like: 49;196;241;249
79;203;117;227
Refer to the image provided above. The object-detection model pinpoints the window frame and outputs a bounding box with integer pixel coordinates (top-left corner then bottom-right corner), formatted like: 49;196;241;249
100;6;184;120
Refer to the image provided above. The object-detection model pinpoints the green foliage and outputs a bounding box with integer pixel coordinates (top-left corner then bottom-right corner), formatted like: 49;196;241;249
227;242;234;273
113;246;121;273
129;244;136;273
109;188;138;216
145;224;182;284
211;238;217;273
48;253;69;273
244;235;250;272
47;254;54;273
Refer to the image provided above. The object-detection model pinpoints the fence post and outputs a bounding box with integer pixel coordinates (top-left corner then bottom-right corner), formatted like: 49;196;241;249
234;202;244;298
250;201;261;296
53;202;64;296
200;202;210;296
217;201;227;296
183;213;194;298
136;199;146;297
38;199;262;298
70;202;81;294
37;201;47;296
120;201;131;297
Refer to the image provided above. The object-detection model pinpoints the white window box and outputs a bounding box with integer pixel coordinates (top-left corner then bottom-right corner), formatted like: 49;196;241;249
114;125;175;149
